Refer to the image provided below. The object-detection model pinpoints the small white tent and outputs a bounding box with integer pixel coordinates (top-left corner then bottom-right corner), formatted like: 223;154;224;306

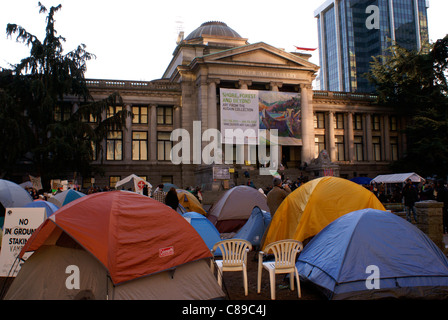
371;172;425;184
114;174;152;195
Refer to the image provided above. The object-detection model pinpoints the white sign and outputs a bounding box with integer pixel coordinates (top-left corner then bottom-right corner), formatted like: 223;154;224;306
0;208;46;277
220;88;259;145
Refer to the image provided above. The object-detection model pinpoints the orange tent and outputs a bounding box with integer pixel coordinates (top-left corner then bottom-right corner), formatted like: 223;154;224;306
20;191;212;285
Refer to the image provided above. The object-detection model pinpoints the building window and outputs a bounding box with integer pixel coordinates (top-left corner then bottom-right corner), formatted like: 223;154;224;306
334;113;344;129
132;105;148;124
314;112;325;129
91;141;97;161
162;176;173;184
373;136;382;161
335;135;345;161
109;176;121;188
390;116;398;131
390;136;399;161
353;114;362;130
106;131;123;161
157;132;172;161
107;105;123;119
54;105;71;122
315;135;326;158
354;136;364;161
132;131;148;161
372;115;381;131
157;106;173;125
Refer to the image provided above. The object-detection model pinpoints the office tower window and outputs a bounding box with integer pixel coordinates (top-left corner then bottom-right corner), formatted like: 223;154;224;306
314;112;325;129
373;136;382;161
157;132;172;161
354;136;364;161
132;106;148;124
132;131;148;161
335;135;345;161
106;131;123;161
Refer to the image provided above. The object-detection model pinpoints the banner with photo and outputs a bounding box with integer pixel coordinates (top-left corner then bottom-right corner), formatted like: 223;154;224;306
220;88;302;146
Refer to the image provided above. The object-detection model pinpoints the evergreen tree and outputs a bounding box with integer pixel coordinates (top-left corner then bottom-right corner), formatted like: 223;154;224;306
368;36;448;178
0;3;130;186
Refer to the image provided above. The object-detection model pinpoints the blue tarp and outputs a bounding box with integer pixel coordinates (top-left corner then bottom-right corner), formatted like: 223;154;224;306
233;206;271;248
296;208;448;300
183;212;222;254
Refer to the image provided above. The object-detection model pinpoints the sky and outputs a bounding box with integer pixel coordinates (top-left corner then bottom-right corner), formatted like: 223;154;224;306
0;0;447;82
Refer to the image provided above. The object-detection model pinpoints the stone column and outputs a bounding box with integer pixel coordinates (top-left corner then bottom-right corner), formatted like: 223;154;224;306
365;113;373;161
238;80;252;90
124;104;132;161
270;82;283;92
346;112;354;162
207;79;220;130
149;104;157;163
383;114;391;161
300;84;314;165
327;111;336;162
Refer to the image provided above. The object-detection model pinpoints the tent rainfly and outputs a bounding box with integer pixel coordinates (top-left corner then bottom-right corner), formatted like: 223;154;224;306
114;174;152;194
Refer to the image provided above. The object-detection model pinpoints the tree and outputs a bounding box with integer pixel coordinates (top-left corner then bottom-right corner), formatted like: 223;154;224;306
0;3;130;187
367;36;448;179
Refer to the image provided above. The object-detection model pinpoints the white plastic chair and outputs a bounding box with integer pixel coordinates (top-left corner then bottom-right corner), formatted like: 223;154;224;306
257;239;303;300
211;239;252;296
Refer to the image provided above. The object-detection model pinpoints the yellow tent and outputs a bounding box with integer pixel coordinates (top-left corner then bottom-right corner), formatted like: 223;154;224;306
262;177;385;249
177;190;207;216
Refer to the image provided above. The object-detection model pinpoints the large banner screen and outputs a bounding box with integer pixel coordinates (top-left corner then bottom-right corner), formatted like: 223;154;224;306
220;88;302;146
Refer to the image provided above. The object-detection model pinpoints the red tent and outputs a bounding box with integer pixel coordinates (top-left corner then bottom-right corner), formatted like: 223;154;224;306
20;191;212;285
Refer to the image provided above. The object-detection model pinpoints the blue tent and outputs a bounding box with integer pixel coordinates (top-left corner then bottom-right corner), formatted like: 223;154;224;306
350;176;372;185
296;208;448;300
24;200;59;218
232;206;271;248
183;212;222;254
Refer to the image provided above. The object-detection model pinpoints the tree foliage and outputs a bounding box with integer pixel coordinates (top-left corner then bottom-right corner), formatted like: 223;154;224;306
0;3;130;184
367;36;448;179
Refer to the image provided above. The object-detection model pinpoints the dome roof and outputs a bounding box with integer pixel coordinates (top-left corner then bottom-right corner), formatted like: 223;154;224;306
185;21;242;40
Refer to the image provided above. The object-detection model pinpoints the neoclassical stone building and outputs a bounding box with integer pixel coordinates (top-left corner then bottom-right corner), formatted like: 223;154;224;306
80;21;405;190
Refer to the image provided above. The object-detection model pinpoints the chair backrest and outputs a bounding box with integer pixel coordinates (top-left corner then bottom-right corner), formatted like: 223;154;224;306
263;239;303;270
212;239;252;267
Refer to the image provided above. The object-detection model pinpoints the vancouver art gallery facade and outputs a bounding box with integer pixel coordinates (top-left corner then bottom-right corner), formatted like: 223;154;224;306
65;22;405;190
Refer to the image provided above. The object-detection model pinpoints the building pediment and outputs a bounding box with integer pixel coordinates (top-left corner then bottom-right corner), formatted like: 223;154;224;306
199;42;319;72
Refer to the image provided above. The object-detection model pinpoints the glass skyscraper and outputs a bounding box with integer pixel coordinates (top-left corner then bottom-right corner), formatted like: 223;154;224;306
315;0;429;93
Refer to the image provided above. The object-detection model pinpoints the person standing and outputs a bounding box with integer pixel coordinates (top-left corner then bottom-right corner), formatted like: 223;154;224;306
165;187;179;211
152;184;166;203
266;178;291;217
402;179;419;223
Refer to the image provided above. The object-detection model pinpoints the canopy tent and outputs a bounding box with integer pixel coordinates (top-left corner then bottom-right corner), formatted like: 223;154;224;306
371;172;425;184
114;174;152;195
48;189;85;208
24;200;59;218
262;176;385;249
6;191;224;300
296;209;448;300
207;185;269;233
232;206;271;248
177;189;207;216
